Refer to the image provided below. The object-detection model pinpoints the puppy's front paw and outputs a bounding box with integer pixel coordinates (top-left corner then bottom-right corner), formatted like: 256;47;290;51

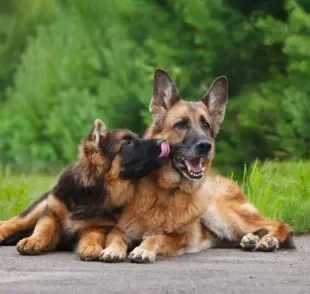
78;244;102;261
99;247;126;263
258;236;279;252
17;237;45;255
240;233;260;251
128;247;156;264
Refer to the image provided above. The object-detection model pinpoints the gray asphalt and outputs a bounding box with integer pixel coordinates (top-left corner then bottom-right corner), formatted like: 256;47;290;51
0;236;309;294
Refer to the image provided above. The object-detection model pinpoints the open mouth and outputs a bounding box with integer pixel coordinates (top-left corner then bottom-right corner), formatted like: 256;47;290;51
174;154;205;180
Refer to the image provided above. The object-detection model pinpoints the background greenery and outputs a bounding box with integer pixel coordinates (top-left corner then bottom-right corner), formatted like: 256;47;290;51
0;0;309;231
0;0;309;173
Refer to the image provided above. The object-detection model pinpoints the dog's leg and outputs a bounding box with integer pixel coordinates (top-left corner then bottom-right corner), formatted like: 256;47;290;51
99;227;128;262
129;223;212;263
201;176;294;252
226;200;293;251
128;233;186;263
240;220;293;252
77;227;106;261
16;195;67;255
0;197;47;244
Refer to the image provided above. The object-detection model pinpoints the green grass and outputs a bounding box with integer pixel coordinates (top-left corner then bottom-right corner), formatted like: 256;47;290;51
240;160;310;234
0;161;309;234
0;167;56;220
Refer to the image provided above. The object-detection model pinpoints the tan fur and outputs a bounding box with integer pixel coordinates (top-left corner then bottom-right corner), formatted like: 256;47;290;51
200;176;292;247
17;195;68;255
0;200;47;242
77;228;106;261
101;70;293;263
101;102;215;262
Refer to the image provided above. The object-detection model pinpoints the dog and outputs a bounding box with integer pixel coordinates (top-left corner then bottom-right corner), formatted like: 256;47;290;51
0;118;171;260
99;69;293;264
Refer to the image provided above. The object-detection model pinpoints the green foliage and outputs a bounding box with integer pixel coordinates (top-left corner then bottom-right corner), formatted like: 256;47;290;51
242;160;310;234
0;167;56;220
0;0;309;174
0;0;57;102
234;0;310;162
0;0;151;165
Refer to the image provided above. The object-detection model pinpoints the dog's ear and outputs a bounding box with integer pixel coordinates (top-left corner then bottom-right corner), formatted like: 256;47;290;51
201;76;228;135
92;119;107;145
149;69;180;127
80;119;108;166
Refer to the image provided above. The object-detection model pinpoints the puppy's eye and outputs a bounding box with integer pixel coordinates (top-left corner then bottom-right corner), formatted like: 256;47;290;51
201;117;210;129
174;119;188;129
123;135;134;145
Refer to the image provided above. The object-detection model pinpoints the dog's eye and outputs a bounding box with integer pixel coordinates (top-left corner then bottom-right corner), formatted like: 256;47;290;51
123;135;134;146
174;119;188;129
201;117;210;129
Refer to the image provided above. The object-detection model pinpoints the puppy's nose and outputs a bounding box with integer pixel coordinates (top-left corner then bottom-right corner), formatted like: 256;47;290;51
195;140;212;153
155;139;164;146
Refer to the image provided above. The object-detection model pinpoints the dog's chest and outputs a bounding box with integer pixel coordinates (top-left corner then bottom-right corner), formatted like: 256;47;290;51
200;206;235;241
144;192;205;234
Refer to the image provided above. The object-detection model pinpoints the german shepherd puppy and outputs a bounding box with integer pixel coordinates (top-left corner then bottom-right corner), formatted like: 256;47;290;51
0;119;171;260
99;69;293;263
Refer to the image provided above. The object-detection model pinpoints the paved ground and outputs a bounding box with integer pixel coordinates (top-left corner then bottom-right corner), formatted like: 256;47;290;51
0;236;309;294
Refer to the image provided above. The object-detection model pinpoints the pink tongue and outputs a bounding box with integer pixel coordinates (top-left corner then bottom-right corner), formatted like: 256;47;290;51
184;158;202;173
158;142;170;158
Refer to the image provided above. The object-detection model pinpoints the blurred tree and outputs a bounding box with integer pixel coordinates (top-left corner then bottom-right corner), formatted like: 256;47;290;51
0;0;57;102
0;0;308;174
0;0;150;165
257;0;310;158
229;0;310;170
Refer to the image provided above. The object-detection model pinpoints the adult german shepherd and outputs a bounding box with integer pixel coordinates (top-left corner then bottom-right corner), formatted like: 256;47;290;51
100;69;293;263
0;119;171;260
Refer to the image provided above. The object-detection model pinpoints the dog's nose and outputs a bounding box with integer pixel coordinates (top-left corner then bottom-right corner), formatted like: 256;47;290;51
195;140;212;153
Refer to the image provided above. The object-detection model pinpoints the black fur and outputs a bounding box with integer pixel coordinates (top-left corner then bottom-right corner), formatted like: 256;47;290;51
1;132;171;246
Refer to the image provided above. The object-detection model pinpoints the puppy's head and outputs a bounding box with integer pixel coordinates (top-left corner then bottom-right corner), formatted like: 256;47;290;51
80;119;171;179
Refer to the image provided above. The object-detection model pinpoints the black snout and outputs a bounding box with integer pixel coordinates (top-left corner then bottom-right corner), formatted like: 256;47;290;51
195;140;212;154
155;139;164;146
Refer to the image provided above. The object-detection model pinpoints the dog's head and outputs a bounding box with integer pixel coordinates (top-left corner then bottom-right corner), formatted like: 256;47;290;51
79;119;171;180
145;69;228;183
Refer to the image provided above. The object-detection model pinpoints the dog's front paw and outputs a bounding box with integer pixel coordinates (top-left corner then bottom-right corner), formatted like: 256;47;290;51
17;237;45;255
78;244;102;261
128;247;156;264
258;236;279;252
240;233;260;251
99;247;126;263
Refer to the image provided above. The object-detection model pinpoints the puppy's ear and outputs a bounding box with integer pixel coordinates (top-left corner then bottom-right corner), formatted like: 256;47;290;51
201;76;228;135
79;119;108;167
92;119;107;145
149;69;180;129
